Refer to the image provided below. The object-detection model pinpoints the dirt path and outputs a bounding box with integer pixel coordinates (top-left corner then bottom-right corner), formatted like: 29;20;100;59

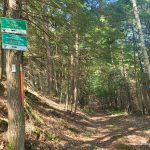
73;113;150;150
1;92;150;150
48;112;149;150
25;92;150;150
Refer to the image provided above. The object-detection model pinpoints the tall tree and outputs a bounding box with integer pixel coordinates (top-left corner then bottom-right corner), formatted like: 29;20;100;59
5;0;25;149
0;0;7;80
131;0;150;80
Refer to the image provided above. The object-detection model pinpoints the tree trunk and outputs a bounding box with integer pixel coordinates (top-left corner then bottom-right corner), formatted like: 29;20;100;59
0;48;6;80
43;1;52;95
70;52;74;112
131;0;150;80
65;47;71;111
0;0;7;80
45;29;52;94
59;64;64;103
73;33;79;112
5;0;25;149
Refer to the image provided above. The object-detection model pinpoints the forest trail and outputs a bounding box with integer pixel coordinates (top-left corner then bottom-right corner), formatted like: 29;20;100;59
0;91;150;150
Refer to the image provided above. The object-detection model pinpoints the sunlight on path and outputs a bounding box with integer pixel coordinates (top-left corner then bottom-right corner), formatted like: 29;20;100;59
77;113;150;150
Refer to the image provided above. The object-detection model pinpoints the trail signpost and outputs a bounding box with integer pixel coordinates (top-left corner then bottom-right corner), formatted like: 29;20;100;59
2;33;27;51
4;1;26;149
1;17;28;106
1;17;27;35
1;17;28;51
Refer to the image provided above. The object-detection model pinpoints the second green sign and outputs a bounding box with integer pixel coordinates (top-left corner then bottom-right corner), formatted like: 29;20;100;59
2;33;28;51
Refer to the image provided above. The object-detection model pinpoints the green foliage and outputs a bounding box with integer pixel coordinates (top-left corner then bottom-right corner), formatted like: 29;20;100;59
106;124;123;133
25;99;44;124
33;128;42;139
106;110;128;116
15;0;150;113
83;107;97;115
1;0;149;149
45;132;59;141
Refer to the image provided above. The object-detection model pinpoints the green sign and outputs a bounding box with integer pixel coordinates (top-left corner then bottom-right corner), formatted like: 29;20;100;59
2;33;28;51
1;17;27;35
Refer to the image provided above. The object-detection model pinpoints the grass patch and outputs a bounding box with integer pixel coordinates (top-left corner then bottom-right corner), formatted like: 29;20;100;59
25;100;44;124
45;132;59;141
106;110;128;116
33;128;42;140
33;128;59;141
83;107;97;115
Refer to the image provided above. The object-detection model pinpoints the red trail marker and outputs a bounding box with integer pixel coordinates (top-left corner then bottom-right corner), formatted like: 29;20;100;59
20;64;24;106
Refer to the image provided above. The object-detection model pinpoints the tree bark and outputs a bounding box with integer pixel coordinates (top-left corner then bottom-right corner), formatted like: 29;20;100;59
131;0;150;80
0;0;8;80
6;0;25;149
43;1;52;95
73;33;79;112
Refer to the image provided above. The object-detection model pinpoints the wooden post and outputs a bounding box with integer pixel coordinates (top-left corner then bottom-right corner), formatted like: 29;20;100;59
5;0;25;149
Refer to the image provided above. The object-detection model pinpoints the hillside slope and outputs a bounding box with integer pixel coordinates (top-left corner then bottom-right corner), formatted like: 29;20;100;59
0;89;150;150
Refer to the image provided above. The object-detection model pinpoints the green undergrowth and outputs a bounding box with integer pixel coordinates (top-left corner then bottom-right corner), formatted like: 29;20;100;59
33;128;59;142
83;107;97;115
33;128;41;139
45;131;59;141
25;98;44;124
106;110;128;116
106;124;123;134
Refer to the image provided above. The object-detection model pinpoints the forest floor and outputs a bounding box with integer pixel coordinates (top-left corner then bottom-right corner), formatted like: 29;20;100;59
0;90;150;150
